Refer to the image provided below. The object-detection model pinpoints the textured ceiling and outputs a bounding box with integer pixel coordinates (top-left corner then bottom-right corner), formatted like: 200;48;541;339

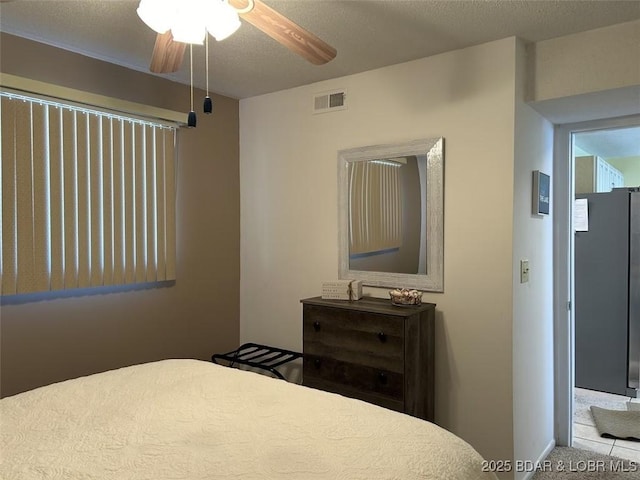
1;0;639;99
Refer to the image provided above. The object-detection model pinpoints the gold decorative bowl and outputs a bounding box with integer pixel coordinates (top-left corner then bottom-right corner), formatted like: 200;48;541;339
389;289;423;306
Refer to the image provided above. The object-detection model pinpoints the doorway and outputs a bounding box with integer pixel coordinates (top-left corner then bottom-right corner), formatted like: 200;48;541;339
553;115;640;460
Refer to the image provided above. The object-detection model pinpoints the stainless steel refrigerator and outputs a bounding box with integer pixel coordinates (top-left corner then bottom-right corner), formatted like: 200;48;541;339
575;187;639;397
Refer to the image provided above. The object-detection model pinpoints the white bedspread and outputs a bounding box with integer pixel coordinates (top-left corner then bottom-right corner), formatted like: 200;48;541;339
1;359;496;480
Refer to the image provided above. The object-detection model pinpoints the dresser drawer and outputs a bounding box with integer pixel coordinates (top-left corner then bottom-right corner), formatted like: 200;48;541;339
303;304;403;372
303;353;403;401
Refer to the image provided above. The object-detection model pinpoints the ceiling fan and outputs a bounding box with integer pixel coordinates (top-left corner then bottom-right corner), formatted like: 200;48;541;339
142;0;337;74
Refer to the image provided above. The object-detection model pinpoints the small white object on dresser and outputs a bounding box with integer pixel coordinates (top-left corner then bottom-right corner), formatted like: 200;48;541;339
321;280;363;300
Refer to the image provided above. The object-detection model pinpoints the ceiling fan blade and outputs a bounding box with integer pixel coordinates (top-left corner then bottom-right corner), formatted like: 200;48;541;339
149;31;186;73
229;0;336;65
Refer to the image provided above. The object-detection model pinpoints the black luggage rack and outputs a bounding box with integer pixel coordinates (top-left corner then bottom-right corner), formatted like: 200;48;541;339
211;343;302;380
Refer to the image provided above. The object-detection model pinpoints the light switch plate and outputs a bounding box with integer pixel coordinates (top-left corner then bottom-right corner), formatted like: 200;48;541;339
520;259;530;283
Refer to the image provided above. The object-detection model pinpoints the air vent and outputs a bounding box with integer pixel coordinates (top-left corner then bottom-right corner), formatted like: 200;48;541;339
313;89;347;114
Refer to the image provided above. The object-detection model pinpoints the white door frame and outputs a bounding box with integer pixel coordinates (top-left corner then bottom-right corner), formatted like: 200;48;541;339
553;114;640;447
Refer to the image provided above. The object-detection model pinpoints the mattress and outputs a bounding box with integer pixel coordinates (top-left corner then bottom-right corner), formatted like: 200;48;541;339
1;359;497;480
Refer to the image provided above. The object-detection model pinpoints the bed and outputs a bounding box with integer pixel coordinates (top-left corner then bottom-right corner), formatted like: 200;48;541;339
1;359;497;480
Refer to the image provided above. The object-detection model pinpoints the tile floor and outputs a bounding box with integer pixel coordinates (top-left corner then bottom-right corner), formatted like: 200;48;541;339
573;387;640;463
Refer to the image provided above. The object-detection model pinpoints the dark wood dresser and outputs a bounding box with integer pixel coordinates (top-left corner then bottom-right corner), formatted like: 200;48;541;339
301;296;435;421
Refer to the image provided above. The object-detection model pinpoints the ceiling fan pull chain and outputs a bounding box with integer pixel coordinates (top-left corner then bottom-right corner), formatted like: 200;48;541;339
204;34;213;114
206;35;210;96
188;43;197;127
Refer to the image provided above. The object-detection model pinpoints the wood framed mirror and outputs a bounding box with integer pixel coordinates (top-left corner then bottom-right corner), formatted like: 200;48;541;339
338;138;444;292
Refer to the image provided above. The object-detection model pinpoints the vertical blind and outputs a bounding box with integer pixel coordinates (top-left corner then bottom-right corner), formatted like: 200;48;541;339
349;160;402;255
0;92;176;295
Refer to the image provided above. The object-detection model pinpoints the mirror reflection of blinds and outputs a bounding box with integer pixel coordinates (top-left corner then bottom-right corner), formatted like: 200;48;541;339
349;161;402;255
0;93;176;295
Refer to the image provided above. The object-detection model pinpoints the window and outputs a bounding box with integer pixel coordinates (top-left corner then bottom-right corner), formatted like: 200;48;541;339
0;91;177;295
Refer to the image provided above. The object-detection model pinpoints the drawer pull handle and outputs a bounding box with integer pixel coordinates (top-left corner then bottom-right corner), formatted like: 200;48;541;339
377;332;387;343
378;372;388;385
314;358;322;368
313;321;321;332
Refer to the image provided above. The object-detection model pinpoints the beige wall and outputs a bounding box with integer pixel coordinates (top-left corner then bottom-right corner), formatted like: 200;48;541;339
512;39;555;479
0;34;240;397
240;37;524;470
529;20;640;102
527;20;640;124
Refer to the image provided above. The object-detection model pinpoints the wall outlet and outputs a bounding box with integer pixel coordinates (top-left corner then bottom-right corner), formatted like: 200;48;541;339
520;259;530;283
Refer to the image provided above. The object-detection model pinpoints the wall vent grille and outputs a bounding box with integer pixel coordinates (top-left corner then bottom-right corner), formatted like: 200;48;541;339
313;90;347;114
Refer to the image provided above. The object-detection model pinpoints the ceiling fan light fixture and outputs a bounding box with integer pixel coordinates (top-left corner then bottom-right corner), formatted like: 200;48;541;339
136;0;175;34
171;24;206;44
206;0;241;41
171;0;207;44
